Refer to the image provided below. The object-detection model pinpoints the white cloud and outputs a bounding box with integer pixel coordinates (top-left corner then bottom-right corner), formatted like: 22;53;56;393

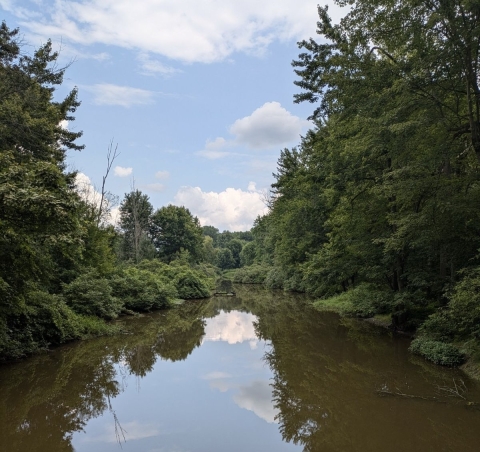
155;170;170;180
173;184;267;231
230;102;304;149
74;172;119;225
233;380;279;424
195;137;235;159
137;53;180;76
206;137;228;150
196;104;306;159
84;83;155;107
7;0;346;64
114;166;133;177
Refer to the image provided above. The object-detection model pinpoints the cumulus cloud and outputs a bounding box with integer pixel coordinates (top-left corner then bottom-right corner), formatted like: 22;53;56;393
84;83;155;107
230;102;304;149
195;103;306;159
173;184;267;231
114;166;133;177
6;0;346;64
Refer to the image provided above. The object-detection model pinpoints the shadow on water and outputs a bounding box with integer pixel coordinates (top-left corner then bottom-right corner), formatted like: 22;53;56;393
0;285;479;452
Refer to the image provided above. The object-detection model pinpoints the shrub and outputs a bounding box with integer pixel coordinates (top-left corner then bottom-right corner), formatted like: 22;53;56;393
233;264;270;284
314;283;393;318
419;268;480;343
111;267;177;311
63;271;122;320
174;269;211;299
264;267;287;289
24;290;82;346
410;338;465;366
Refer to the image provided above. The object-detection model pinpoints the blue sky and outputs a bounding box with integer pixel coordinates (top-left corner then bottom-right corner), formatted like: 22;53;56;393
1;0;344;230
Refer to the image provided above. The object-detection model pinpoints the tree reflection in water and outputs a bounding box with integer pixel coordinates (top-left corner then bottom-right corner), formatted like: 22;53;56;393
1;286;480;452
0;295;248;451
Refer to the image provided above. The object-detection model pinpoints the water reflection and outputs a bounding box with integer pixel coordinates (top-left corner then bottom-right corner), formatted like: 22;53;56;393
0;285;479;452
233;380;279;423
203;311;257;345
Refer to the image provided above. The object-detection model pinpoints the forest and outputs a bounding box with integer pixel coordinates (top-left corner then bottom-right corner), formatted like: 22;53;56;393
2;0;480;371
237;0;480;369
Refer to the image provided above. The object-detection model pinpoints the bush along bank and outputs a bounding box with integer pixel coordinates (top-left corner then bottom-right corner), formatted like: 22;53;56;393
0;261;215;363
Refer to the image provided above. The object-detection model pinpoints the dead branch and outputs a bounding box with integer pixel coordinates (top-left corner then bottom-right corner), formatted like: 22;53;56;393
97;139;120;226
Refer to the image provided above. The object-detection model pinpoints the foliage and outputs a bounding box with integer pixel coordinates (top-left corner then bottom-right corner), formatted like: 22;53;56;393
216;248;235;270
150;205;204;263
173;269;211;299
239;241;256;267
111;267;176;312
410;338;465;367
314;283;394;318
118;190;154;262
233;264;271;284
202;236;217;264
62;270;122;320
226;239;243;268
248;0;480;361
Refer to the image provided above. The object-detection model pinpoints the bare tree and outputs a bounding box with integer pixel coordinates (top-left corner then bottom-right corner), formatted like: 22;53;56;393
97;139;120;226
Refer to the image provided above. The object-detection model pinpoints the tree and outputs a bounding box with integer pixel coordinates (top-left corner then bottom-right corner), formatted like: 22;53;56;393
118;190;154;262
150;205;203;263
240;241;257;267
216;248;235;270
202;236;217;264
0;22;83;164
226;239;243;268
202;225;219;245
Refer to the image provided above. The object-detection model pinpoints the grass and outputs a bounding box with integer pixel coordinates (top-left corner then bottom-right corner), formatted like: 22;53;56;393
313;293;355;316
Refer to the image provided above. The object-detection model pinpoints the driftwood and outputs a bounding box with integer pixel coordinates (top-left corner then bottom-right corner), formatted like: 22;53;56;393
376;378;480;409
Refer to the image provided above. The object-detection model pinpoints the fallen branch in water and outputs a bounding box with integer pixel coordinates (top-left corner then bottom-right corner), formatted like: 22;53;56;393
435;378;467;400
376;387;442;402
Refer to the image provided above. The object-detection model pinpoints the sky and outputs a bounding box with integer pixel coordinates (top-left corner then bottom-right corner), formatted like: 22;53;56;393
0;0;345;231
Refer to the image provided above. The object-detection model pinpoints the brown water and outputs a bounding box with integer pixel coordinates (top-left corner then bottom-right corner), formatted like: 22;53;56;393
1;285;479;452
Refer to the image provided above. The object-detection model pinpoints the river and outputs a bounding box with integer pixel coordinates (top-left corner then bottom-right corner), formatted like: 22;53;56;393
1;285;479;452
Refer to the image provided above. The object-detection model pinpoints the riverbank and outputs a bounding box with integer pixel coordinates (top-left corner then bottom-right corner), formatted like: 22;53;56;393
313;294;480;382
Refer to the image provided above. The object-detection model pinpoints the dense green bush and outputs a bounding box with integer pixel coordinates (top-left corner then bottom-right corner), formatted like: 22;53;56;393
233;264;270;284
264;267;288;289
63;271;122;319
417;267;480;342
111;267;176;311
137;259;215;298
314;283;393;318
409;338;465;366
174;269;211;299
